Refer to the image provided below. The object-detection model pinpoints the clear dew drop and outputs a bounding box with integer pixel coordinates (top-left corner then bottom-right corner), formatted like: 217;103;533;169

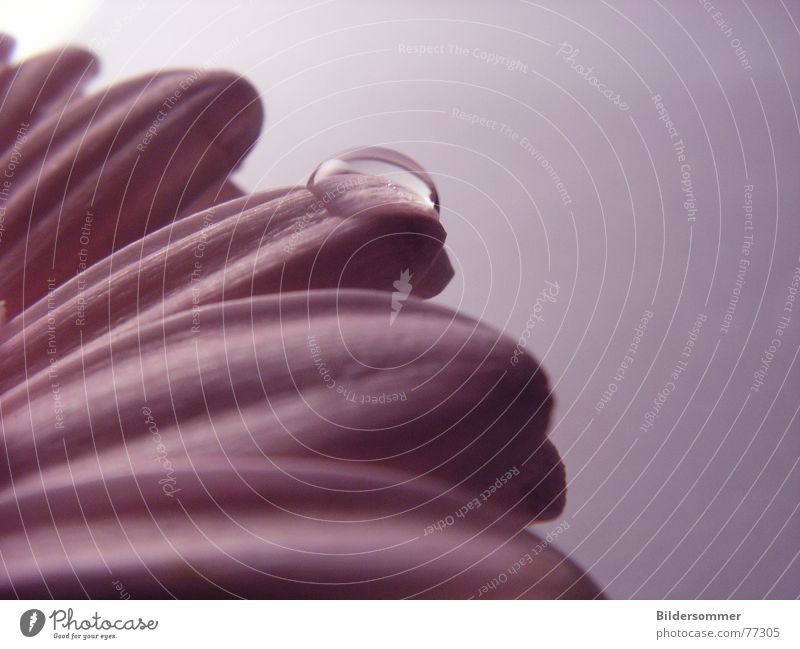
307;146;440;213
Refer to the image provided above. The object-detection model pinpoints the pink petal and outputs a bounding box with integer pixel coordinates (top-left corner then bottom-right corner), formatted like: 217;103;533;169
0;67;262;315
0;46;97;151
0;176;450;392
0;457;595;598
1;290;563;521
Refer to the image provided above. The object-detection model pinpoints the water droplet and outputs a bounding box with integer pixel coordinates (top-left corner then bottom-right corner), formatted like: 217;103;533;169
307;146;439;213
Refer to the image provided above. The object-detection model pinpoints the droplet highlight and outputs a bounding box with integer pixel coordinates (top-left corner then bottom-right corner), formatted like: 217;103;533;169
307;146;439;213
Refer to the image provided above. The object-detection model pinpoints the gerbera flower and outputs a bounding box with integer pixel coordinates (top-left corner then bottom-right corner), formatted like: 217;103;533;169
0;36;600;599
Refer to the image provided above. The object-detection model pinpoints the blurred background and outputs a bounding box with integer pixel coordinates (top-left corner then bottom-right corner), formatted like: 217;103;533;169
4;0;799;598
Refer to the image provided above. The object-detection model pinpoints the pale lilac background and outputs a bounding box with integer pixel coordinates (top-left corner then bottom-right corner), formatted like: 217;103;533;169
7;0;799;598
